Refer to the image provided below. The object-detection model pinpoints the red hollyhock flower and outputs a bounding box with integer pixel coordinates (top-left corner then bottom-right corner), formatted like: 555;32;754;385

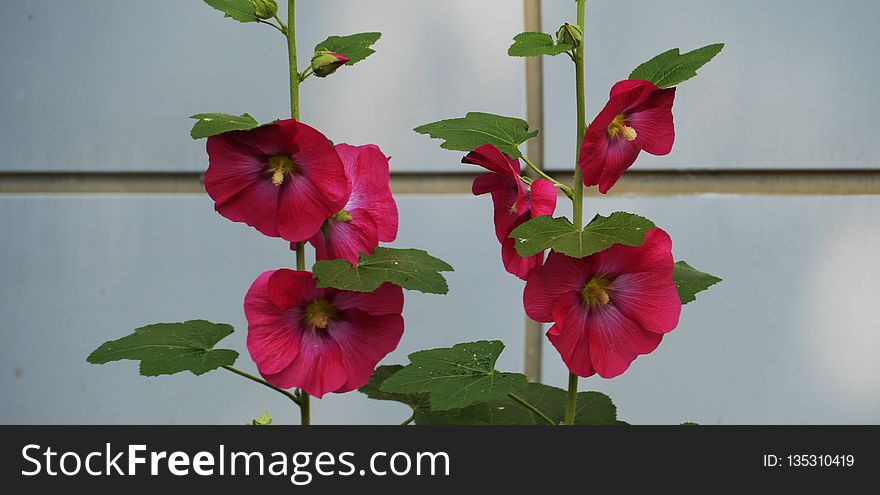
308;144;398;264
579;80;675;194
524;228;681;378
463;144;557;279
205;119;351;242
244;269;404;398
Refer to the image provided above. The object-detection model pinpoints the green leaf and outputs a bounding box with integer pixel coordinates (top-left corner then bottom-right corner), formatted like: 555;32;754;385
414;112;538;158
315;32;382;66
508;32;572;57
629;43;724;88
381;341;528;411
190;113;260;139
251;411;273;426
359;365;431;411
673;261;721;304
416;383;622;425
87;320;239;376
312;247;453;295
510;212;655;258
202;0;259;23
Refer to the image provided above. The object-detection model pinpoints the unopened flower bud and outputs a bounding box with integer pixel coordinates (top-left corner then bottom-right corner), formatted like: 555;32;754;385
252;0;278;20
556;22;583;49
251;411;272;426
311;51;351;78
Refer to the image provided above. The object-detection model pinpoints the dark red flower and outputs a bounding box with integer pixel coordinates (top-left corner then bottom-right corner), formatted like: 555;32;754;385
308;143;398;264
579;80;675;193
205;119;351;242
523;228;681;378
244;269;404;398
464;144;557;279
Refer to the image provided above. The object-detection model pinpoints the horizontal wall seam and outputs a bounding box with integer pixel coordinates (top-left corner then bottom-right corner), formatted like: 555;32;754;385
1;170;879;196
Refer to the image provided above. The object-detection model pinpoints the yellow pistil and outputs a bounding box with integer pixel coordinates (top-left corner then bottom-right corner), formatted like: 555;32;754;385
267;155;296;186
304;298;338;330
582;277;611;306
331;210;353;222
607;114;638;142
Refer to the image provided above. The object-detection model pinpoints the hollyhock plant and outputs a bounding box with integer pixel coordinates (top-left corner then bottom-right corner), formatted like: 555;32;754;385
464;144;557;279
308;143;398;264
524;228;682;378
244;268;404;398
89;0;722;427
204;118;351;242
579;79;676;193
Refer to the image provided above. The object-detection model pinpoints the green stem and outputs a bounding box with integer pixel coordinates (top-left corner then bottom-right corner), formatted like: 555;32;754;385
286;0;310;426
521;155;574;199
401;413;416;426
287;0;299;121
257;19;286;36
572;0;587;229
273;13;287;32
508;393;557;426
299;66;314;83
222;365;300;405
295;241;306;270
564;372;578;425
298;390;311;425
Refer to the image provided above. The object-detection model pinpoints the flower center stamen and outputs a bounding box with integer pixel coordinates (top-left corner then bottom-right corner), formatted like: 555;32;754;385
267;155;296;186
331;210;353;222
607;114;637;142
582;277;611;306
304;298;338;330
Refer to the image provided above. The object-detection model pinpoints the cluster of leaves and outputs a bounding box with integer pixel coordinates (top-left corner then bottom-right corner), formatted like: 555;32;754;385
360;341;624;425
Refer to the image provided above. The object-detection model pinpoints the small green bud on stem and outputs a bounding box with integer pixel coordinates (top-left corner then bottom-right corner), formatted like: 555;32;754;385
252;0;278;20
311;51;351;78
556;22;583;49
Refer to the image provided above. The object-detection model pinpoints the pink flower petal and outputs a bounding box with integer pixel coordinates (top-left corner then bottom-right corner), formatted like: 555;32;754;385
264;330;348;397
592;228;674;276
462;144;521;177
336;144;398;242
529;179;558;217
586;305;663;378
266;269;320;310
309;208;380;265
212;177;281;237
329;309;405;393
629;87;676;156
500;233;543;280
610;270;681;334
546;292;596;377
524;252;593;322
244;271;304;375
333;282;404;316
596;139;642;194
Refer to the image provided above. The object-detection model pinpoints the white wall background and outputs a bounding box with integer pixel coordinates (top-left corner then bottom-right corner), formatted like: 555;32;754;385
1;0;879;424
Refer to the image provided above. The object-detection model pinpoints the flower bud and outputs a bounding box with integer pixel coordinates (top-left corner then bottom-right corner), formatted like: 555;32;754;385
311;51;351;78
252;0;278;20
556;22;583;49
251;411;272;426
